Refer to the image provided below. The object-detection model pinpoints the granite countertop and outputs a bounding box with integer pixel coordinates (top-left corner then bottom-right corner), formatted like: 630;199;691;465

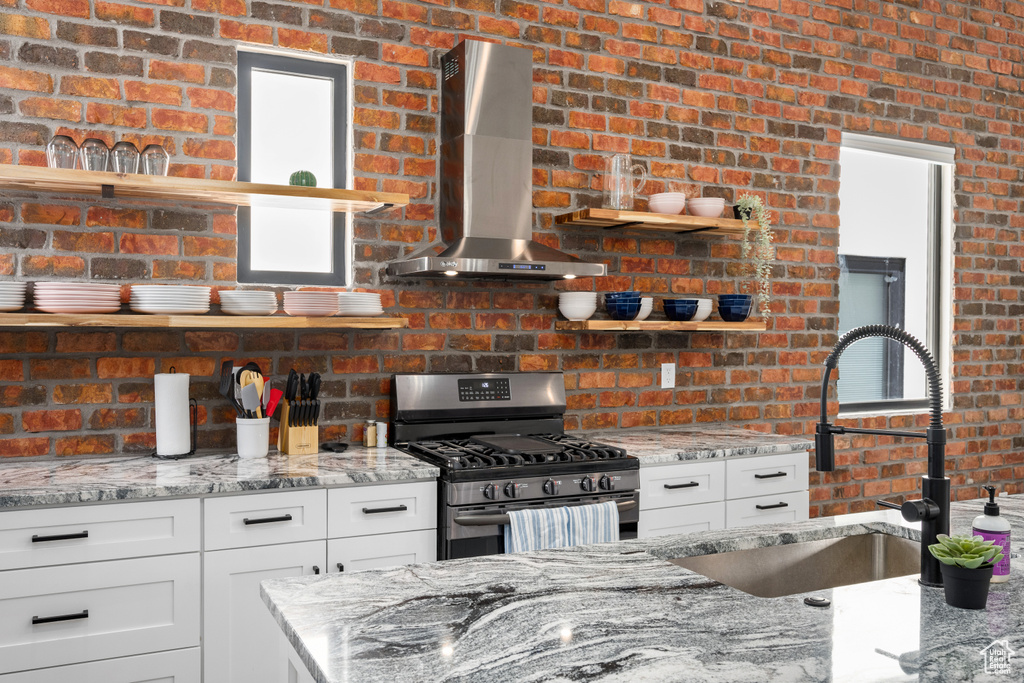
0;446;439;508
585;424;813;465
262;496;1023;683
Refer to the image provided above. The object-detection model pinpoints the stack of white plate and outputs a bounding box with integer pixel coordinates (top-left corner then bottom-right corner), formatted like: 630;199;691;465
34;282;121;314
0;282;28;312
283;290;338;317
220;290;278;316
558;292;598;321
337;292;383;317
129;285;211;315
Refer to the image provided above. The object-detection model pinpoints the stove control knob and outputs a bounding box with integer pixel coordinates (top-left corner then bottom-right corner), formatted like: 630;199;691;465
504;482;521;499
482;483;498;500
543;479;559;496
599;475;615;491
580;476;597;493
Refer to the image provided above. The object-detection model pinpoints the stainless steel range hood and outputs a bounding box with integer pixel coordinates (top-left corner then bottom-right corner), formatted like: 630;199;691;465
387;40;606;281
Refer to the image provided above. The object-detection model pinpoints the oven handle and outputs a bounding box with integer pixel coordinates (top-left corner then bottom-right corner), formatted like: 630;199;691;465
453;500;637;526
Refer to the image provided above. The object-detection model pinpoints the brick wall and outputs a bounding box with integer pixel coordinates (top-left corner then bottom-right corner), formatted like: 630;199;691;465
0;0;1022;514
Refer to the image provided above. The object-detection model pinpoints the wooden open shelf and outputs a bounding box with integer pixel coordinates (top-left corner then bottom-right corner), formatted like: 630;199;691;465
0;164;408;213
0;313;408;329
555;319;766;332
555;208;746;236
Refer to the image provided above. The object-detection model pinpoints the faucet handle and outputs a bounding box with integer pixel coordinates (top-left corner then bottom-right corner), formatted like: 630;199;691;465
897;498;940;523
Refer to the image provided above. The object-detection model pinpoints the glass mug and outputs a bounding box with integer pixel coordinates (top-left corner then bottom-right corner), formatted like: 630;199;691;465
602;153;647;211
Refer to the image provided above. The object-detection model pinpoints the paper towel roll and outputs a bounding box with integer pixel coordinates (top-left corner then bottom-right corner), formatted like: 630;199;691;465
155;372;191;456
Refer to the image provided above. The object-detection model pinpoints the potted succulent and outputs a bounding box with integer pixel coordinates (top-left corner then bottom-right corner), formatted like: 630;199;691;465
928;534;1005;609
734;194;774;318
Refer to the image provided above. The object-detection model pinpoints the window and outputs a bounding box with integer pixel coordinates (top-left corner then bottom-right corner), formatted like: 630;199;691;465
837;134;953;414
237;51;350;285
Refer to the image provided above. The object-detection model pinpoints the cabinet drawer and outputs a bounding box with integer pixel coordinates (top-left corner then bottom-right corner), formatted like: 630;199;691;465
328;482;436;539
204;490;327;551
0;647;200;683
640;460;725;511
725;490;810;529
725;451;809;500
0;553;200;675
328;529;436;573
638;502;725;539
0;499;199;571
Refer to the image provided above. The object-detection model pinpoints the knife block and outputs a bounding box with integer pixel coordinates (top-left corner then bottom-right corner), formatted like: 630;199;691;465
277;400;317;455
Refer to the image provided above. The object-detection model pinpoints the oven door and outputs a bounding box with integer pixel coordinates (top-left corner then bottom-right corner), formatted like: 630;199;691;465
442;491;639;560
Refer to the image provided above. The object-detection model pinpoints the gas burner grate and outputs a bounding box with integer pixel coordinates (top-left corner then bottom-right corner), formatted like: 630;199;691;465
404;433;627;471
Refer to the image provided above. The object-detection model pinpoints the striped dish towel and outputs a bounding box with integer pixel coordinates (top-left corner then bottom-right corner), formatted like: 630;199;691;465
504;502;620;553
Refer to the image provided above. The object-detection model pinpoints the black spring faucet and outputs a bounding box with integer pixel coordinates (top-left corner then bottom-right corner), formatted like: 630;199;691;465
815;324;949;587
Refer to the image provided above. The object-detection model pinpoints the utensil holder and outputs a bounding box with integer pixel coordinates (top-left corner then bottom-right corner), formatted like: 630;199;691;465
236;417;270;459
277;400;317;455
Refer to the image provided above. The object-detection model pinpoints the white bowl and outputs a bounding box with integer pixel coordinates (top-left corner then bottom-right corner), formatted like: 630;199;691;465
688;198;725;217
634;297;653;321
558;300;597;321
693;298;713;322
648;193;686;215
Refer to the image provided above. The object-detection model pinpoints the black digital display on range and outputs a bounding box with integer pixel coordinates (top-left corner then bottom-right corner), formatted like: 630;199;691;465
457;378;511;401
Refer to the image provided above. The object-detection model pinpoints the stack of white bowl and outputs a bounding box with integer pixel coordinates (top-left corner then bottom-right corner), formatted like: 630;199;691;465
558;292;597;321
693;298;713;321
220;290;278;316
337;292;383;317
634;297;654;321
130;285;211;314
688;197;725;217
0;282;27;312
34;282;121;314
283;290;338;317
648;193;687;215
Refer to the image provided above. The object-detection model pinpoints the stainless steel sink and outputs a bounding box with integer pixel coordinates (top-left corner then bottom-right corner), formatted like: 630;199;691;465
671;533;920;598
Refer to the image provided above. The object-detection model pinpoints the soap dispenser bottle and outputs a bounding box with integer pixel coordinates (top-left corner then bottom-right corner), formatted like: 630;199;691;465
972;486;1011;583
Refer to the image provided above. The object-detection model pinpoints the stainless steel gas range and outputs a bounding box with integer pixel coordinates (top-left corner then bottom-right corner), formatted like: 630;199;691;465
389;372;639;559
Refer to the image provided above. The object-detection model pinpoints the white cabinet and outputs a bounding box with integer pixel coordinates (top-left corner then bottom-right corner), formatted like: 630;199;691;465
204;490;327;551
328;529;435;573
328;481;436;538
0;647;200;683
203;541;325;683
638;451;809;538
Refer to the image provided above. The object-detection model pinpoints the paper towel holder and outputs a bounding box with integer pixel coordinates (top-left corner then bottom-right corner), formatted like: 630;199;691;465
152;397;198;461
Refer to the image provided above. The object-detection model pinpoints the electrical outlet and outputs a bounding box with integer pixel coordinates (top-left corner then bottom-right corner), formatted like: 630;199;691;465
661;362;676;389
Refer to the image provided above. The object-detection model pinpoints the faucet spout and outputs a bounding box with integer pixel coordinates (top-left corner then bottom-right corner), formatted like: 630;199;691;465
815;324;949;587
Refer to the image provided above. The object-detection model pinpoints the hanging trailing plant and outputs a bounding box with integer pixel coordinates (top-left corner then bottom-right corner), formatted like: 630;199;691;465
736;194;775;317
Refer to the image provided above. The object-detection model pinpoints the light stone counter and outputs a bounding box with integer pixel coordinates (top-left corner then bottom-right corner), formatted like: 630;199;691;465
583;424;813;465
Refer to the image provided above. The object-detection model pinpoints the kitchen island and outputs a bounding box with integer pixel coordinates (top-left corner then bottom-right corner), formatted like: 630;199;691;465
262;496;1023;682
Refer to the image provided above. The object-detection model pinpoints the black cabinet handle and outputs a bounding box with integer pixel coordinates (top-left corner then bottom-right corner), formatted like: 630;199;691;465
313;566;320;575
756;502;789;510
664;482;699;490
361;505;408;515
243;514;293;526
32;531;89;543
32;609;89;625
754;471;788;480
337;563;344;572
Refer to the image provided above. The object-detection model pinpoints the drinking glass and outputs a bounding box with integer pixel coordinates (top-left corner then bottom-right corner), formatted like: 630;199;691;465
45;135;78;169
79;138;109;171
141;144;169;176
602;153;647;211
110;141;140;174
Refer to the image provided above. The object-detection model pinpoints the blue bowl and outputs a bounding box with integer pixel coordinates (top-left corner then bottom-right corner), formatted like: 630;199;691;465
717;294;752;302
604;291;638;301
663;300;697;321
608;300;641;320
718;301;752;322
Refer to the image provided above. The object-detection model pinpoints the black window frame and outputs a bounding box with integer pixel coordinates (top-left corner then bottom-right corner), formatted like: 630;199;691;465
236;51;349;286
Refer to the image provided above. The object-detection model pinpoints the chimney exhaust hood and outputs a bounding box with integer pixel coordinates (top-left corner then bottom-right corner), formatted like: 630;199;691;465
386;40;606;281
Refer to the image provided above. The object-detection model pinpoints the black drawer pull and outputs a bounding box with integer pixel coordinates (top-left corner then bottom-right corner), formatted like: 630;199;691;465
337;563;344;572
362;505;408;515
756;502;789;510
243;514;293;526
664;482;699;490
32;531;89;543
32;609;89;626
754;471;788;480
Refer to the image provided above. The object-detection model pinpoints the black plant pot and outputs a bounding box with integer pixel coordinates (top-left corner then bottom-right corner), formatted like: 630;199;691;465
940;563;993;609
733;206;753;221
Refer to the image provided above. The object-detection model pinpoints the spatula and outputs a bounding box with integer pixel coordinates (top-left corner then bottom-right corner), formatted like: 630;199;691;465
220;360;244;417
241;382;261;419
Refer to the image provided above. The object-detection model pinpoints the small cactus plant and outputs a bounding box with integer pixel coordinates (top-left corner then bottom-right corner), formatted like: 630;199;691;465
289;170;317;187
928;534;1004;570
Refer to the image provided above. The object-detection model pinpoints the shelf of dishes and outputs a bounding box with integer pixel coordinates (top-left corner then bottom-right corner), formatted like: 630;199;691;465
559;292;757;327
0;313;408;329
0;164;408;213
554;207;745;236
